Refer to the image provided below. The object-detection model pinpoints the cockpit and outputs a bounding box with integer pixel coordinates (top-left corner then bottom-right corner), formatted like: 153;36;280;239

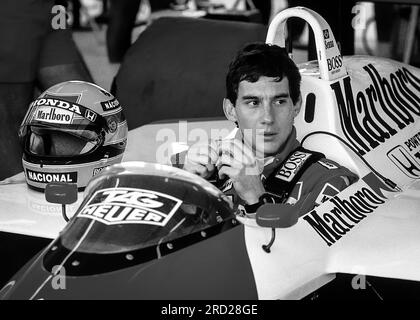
43;162;236;275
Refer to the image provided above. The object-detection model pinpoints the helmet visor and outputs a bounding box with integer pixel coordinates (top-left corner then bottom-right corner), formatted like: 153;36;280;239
19;102;105;157
26;126;101;157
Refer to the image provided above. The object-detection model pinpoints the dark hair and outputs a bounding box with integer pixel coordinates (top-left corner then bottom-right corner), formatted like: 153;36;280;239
226;43;301;105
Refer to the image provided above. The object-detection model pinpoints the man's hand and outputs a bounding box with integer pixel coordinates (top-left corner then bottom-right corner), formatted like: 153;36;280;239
183;140;219;179
217;140;265;204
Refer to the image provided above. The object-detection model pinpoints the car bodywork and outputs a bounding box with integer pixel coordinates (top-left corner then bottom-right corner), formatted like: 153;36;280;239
0;7;420;300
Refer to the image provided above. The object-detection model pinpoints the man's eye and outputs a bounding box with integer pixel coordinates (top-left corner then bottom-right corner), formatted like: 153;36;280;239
274;99;286;105
247;100;259;107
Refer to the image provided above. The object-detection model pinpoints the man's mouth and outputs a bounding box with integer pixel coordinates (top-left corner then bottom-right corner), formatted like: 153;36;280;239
261;132;277;142
263;132;277;137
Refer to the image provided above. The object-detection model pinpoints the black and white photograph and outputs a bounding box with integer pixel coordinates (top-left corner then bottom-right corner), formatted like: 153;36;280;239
0;0;420;308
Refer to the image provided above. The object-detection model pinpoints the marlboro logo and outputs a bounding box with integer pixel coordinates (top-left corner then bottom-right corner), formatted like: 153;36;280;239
33;106;74;124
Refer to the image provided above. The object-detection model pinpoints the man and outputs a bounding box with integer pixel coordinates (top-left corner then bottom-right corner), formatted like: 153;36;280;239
0;0;92;180
183;43;358;217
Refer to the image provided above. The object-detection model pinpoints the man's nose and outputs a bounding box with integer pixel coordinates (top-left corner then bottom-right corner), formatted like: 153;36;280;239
261;104;274;124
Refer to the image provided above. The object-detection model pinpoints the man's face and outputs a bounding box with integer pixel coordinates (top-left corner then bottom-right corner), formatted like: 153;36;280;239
224;76;301;158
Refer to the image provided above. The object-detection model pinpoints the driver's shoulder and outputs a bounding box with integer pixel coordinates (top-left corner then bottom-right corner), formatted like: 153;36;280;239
301;157;359;191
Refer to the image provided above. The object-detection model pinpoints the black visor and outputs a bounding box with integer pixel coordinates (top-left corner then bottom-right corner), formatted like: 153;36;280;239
19;101;105;157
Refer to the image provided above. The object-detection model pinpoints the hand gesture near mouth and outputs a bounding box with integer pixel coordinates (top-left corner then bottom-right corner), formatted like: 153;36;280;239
216;139;265;204
183;140;219;179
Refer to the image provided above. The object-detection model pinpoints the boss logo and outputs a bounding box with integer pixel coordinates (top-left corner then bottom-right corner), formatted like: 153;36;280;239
77;188;183;226
327;55;342;71
275;151;311;182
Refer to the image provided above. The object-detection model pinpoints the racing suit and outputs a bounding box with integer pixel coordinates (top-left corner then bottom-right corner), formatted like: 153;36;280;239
220;127;359;217
175;127;359;217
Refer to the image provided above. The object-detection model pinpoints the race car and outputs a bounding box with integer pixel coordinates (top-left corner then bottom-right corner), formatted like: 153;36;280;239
1;7;420;300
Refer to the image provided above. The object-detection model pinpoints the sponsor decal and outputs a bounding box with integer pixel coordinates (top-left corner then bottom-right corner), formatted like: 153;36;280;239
331;65;420;155
33;106;74;124
77;188;182;226
107;116;118;133
30;97;99;124
318;160;339;170
387;145;420;178
275;151;312;182
92;166;109;176
303;173;394;246
323;29;334;49
31;98;82;116
325;40;334;50
84;109;97;122
404;130;420;153
100;98;120;111
26;169;77;183
327;55;342;72
315;183;340;205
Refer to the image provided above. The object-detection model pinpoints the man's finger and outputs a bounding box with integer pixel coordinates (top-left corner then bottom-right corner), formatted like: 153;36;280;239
191;163;211;178
218;140;254;165
218;165;239;180
231;139;255;160
208;140;220;163
188;154;216;166
188;144;218;164
204;162;216;174
217;153;243;170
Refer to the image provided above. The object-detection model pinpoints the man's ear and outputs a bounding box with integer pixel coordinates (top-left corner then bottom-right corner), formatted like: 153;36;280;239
293;94;302;118
223;98;238;123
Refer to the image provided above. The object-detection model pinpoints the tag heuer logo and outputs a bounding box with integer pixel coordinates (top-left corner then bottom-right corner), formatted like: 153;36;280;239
77;188;183;227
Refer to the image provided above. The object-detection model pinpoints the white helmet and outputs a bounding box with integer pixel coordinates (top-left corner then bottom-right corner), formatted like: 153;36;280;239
18;81;128;190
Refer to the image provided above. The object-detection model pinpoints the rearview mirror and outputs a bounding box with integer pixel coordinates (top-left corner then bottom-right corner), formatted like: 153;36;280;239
256;203;299;229
45;183;78;222
256;203;299;253
45;183;78;205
